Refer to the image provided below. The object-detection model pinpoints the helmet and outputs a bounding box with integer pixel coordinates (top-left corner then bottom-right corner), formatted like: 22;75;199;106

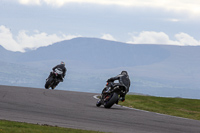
121;71;128;75
61;61;65;66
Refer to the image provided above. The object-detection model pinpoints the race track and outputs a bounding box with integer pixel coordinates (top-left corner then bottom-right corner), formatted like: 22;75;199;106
0;85;200;133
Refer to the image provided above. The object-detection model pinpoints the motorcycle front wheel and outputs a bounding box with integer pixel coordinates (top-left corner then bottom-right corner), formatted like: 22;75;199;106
104;92;118;108
96;99;102;107
45;77;53;89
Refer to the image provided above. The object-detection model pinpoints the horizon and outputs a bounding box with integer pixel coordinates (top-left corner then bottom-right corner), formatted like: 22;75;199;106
1;37;200;53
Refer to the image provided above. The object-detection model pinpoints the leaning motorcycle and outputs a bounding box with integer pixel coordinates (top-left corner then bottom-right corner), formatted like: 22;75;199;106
45;68;63;89
96;82;126;108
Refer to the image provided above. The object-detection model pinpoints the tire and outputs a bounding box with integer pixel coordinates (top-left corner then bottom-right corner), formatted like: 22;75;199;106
45;77;53;89
51;86;56;90
52;81;59;90
104;93;118;108
96;99;102;107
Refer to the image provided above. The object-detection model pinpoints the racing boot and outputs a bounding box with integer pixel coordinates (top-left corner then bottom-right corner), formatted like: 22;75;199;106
119;97;125;102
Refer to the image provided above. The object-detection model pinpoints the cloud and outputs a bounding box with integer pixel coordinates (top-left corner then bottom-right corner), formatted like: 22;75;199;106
17;0;200;16
1;25;200;53
19;0;41;5
127;31;200;46
101;34;116;41
0;25;80;52
175;33;200;46
0;25;23;52
165;19;180;22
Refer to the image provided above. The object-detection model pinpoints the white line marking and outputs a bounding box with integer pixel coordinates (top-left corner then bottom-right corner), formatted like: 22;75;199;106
93;95;99;100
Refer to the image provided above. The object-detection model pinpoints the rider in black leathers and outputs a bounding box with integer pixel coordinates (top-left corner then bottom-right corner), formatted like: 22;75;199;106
47;61;67;85
103;71;130;103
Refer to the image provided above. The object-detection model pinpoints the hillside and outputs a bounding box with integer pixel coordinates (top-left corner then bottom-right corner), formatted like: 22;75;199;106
0;37;200;99
16;38;170;69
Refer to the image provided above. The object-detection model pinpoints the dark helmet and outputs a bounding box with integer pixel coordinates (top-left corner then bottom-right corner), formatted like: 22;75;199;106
121;71;128;75
61;61;65;66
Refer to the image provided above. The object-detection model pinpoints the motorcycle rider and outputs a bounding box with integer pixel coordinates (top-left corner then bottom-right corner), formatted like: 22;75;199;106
101;71;130;103
47;61;67;86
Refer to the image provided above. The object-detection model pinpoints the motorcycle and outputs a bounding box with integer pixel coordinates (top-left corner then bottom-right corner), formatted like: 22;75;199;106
45;68;63;89
96;82;126;108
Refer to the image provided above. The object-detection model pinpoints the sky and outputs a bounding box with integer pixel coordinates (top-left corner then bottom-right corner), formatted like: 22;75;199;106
1;0;200;52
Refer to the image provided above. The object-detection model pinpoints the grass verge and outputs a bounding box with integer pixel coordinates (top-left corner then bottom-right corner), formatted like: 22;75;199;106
119;95;200;120
0;120;103;133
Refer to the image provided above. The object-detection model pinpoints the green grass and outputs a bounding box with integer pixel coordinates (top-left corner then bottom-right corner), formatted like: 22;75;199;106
119;95;200;120
0;120;103;133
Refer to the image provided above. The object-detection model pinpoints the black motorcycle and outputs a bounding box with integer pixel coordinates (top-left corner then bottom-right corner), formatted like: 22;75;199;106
45;68;63;89
96;82;126;108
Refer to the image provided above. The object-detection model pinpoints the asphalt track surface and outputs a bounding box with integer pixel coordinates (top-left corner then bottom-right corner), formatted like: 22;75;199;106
0;85;200;133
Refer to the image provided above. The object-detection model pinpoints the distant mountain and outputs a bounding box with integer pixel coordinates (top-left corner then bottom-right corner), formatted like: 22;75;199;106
0;37;200;99
0;46;22;62
17;37;170;69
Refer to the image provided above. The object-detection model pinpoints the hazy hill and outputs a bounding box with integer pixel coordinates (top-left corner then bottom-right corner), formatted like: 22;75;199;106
0;46;22;62
18;38;170;68
0;37;200;99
